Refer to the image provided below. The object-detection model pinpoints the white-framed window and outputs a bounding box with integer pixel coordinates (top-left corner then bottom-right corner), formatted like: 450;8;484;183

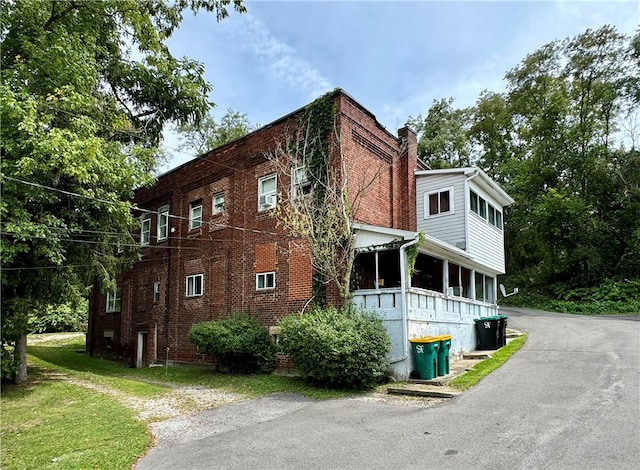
157;205;169;241
258;174;277;211
212;192;225;215
291;165;312;199
153;282;161;303
474;273;495;303
256;272;275;290
425;188;453;217
141;217;151;245
470;190;502;230
186;274;203;297
106;288;122;313
189;203;202;230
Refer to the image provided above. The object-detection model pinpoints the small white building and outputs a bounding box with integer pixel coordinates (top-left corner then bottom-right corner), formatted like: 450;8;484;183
352;167;515;380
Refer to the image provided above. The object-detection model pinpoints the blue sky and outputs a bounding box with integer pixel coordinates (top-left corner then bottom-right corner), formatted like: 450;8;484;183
161;0;640;170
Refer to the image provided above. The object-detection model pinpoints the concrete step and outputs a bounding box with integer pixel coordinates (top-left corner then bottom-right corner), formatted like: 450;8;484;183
387;386;460;399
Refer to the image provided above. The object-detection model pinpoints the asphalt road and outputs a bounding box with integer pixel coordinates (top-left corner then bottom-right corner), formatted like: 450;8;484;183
136;308;640;469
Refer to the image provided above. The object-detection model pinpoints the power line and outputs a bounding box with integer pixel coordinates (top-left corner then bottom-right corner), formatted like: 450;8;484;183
3;175;279;236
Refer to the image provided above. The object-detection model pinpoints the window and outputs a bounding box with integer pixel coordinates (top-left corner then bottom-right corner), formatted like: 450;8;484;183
106;288;122;313
104;330;113;349
425;188;452;217
141;217;151;245
475;273;495;303
153;282;161;303
157;206;169;241
212;193;225;215
256;272;275;290
291;166;312;199
258;174;277;211
189;203;202;230
470;190;478;214
470;190;503;230
186;274;203;297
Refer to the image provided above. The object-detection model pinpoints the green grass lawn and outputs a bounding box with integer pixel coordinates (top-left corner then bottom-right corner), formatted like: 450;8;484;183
1;333;359;470
449;333;528;391
1;369;150;470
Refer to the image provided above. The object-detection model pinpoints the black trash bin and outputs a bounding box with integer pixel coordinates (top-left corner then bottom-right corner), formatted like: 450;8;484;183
474;316;500;350
497;314;508;347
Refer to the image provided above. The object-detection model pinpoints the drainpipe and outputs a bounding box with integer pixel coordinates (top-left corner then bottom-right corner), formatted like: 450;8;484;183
390;234;420;364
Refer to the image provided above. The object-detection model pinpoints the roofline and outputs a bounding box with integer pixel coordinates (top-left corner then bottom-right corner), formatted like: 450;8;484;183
353;223;418;240
415;167;514;206
156;88;403;179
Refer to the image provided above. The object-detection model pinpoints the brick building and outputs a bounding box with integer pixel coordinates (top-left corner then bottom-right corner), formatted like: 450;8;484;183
87;89;424;367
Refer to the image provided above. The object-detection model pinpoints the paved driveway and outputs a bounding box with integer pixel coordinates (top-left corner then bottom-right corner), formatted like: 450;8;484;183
136;309;640;469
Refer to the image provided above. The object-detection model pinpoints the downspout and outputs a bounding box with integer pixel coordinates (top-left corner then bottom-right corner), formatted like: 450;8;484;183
390;234;420;364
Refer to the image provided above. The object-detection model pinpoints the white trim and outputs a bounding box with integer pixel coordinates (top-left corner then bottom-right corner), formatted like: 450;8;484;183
157;205;169;241
424;186;454;219
141;217;151;245
189;204;202;230
258;174;277;211
256;272;276;290
185;274;204;297
212;192;225;215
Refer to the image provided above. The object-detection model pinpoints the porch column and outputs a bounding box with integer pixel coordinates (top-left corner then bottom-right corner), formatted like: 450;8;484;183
470;269;476;300
443;259;449;294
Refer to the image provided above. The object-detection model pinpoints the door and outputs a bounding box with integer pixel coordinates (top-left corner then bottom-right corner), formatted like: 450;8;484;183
136;331;147;368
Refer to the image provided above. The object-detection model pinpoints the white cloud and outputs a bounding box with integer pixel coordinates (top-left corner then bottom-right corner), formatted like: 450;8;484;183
235;15;332;99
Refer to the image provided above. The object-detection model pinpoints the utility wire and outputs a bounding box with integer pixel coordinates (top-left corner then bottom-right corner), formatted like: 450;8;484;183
2;175;279;236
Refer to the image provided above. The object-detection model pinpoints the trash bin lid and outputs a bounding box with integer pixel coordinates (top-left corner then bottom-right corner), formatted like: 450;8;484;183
409;336;440;343
433;334;452;341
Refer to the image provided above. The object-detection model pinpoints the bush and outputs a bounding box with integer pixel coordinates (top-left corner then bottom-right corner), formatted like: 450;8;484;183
188;315;276;373
278;306;390;390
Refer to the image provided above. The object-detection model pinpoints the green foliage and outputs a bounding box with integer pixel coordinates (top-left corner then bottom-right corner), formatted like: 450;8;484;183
188;315;276;373
500;278;640;315
278;306;391;390
176;108;256;154
414;25;640;293
409;97;473;168
449;334;528;391
0;0;244;382
28;301;88;334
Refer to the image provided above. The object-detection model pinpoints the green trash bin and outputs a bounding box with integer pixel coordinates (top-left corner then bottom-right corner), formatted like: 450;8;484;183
474;316;500;350
434;334;452;376
409;337;440;380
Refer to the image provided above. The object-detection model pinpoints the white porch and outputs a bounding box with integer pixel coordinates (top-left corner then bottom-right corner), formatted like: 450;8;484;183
352;223;504;381
352;287;499;381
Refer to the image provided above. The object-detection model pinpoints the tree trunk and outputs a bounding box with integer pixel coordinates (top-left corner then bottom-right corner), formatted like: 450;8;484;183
15;334;28;384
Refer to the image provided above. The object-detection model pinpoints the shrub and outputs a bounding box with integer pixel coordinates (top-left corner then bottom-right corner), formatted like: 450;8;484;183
188;315;276;373
278;306;390;390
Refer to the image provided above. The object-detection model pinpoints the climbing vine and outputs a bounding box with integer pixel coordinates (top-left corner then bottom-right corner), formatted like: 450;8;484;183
407;232;426;277
300;89;338;207
300;90;338;305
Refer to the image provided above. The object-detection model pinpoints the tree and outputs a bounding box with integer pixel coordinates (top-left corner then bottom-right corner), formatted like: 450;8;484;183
0;0;245;383
176;108;256;154
408;98;473;168
266;92;382;304
411;25;640;295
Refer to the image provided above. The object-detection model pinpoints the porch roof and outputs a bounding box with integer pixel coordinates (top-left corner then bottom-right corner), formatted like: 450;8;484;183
353;223;501;273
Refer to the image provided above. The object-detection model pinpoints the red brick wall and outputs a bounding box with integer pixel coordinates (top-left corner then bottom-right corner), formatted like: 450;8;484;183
88;90;419;365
